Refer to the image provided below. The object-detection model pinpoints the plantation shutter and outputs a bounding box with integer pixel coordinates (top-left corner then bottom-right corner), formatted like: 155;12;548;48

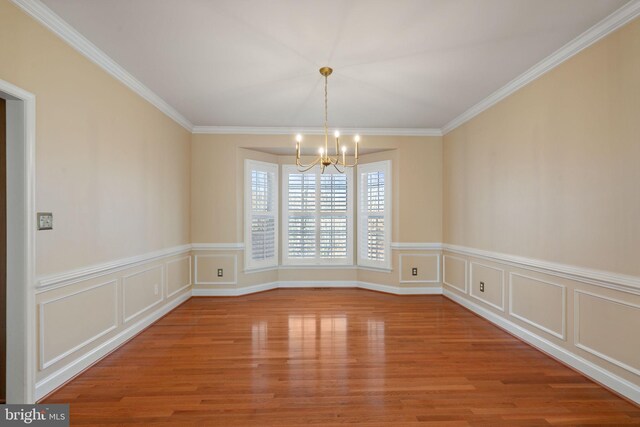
287;173;316;259
245;160;278;270
358;161;391;269
283;165;353;265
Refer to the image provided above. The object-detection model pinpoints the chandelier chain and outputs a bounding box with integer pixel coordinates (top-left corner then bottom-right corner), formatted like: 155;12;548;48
324;74;328;151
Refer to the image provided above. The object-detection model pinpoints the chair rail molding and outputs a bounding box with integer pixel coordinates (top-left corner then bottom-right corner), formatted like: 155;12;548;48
37;244;192;291
442;244;640;295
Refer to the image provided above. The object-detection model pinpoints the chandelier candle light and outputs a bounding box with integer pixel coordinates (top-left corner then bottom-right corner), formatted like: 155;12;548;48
295;67;360;173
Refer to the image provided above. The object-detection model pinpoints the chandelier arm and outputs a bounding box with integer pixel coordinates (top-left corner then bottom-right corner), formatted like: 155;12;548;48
296;157;321;172
293;67;359;174
332;163;345;174
338;158;359;168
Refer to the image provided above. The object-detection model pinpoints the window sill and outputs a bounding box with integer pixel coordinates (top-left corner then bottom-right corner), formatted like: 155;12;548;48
279;264;358;270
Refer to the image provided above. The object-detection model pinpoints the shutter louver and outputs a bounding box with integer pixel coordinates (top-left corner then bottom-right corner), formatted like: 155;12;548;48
358;161;391;269
283;166;353;265
245;160;278;270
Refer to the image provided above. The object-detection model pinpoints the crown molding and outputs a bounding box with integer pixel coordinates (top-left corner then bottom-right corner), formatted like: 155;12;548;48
12;0;640;138
11;0;193;132
441;0;640;135
192;126;443;137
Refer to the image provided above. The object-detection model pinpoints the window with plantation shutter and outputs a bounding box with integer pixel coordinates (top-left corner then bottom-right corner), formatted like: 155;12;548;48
282;165;353;265
358;161;391;270
245;160;278;270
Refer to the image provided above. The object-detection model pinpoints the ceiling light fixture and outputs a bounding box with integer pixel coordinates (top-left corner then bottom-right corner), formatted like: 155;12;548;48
295;67;359;173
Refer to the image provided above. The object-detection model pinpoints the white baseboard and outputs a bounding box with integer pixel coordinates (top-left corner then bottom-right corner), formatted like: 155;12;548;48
35;291;191;401
192;282;279;296
193;281;442;296
443;289;640;405
358;281;443;295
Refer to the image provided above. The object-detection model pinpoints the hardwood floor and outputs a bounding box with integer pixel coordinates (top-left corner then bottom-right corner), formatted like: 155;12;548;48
44;288;640;426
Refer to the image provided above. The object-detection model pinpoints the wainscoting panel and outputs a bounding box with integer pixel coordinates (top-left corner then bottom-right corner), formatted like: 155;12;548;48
35;246;192;400
195;254;237;285
509;273;566;340
443;245;640;404
575;290;640;376
166;256;192;298
469;262;505;311
398;254;440;283
122;265;164;323
39;280;117;370
443;255;467;293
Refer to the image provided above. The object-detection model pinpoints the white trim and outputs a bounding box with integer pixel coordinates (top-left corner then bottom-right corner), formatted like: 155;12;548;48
468;261;505;312
0;78;37;403
122;265;165;324
357;160;392;270
10;0;193;131
278;280;357;288
281;165;354;266
192;126;442;137
244;159;279;271
398;254;440;284
191;243;245;251
37;244;191;291
166;256;192;298
39;280;118;370
443;289;640;405
508;272;566;340
391;242;442;250
193;282;279;297
358;282;442;295
194;254;238;285
278;265;358;270
34;291;191;401
441;0;640;134
443;243;640;295
243;266;280;274
574;290;640;377
12;0;640;138
357;265;393;273
193;281;442;296
443;254;468;293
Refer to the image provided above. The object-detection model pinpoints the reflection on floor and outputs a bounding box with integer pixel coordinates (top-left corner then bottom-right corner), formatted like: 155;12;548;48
45;288;640;425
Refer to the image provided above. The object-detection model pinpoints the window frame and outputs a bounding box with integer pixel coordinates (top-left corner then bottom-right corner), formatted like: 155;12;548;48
281;164;354;266
244;159;279;271
357;160;392;270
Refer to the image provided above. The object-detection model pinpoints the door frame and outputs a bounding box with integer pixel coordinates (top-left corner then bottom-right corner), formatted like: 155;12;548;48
0;78;36;403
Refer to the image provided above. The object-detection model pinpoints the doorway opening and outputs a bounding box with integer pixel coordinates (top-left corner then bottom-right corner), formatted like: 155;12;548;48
0;79;36;404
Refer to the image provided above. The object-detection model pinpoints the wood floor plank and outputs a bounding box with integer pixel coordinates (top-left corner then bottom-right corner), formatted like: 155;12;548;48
43;289;640;425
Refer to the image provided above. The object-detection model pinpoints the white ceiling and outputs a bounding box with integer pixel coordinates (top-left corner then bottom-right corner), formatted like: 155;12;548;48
40;0;628;130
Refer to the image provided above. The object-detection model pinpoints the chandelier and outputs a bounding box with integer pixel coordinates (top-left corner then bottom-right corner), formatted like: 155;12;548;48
295;67;359;173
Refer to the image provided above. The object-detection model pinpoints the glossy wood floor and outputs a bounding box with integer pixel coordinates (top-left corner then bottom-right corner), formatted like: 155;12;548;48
45;289;640;426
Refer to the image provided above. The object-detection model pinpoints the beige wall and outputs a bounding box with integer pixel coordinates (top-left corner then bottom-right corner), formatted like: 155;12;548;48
443;249;640;388
192;133;442;245
1;1;192;400
0;1;191;276
190;133;442;290
442;17;640;396
443;17;640;277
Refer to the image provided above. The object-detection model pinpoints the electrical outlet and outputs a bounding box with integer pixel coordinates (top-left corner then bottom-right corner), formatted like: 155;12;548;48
154;284;159;295
217;268;223;277
37;212;53;230
480;281;485;292
412;267;418;276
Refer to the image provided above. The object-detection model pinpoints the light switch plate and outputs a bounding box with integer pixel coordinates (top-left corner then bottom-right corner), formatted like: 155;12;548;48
37;212;53;230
